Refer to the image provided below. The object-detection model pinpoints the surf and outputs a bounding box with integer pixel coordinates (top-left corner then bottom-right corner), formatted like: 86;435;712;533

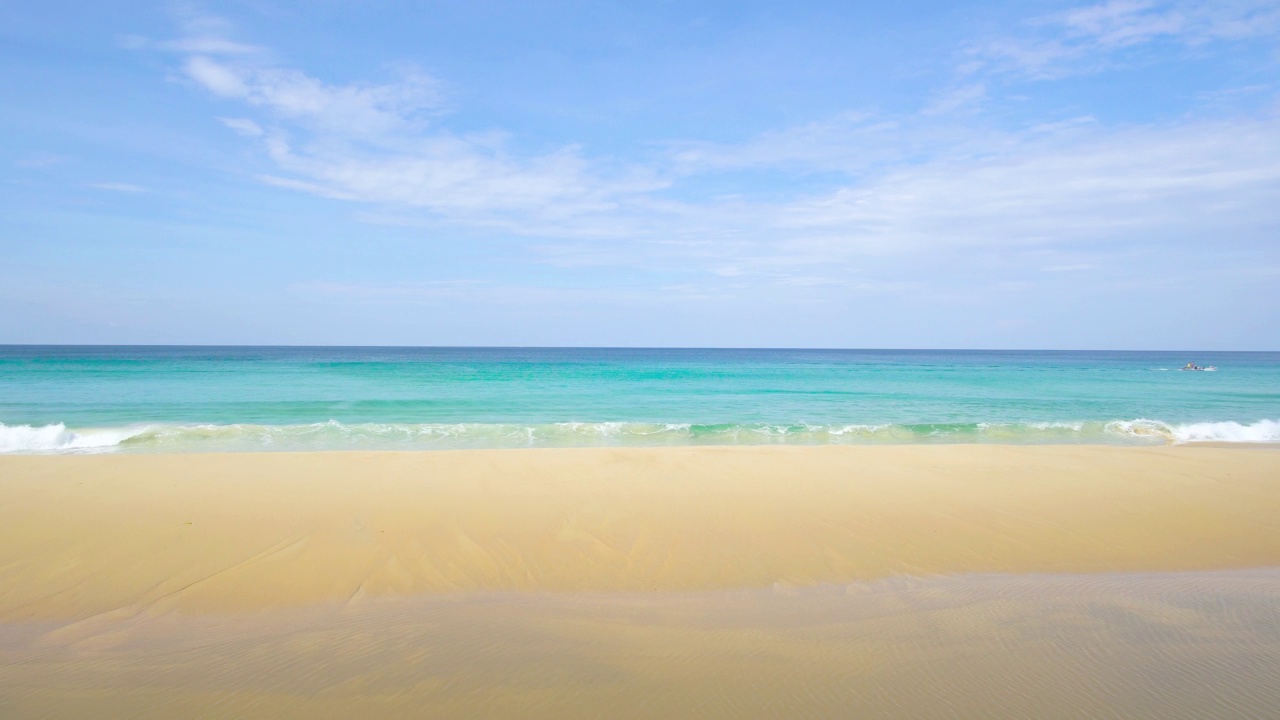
4;418;1278;454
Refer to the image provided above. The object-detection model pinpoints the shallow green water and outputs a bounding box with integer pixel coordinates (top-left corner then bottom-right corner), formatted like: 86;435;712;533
1;347;1277;452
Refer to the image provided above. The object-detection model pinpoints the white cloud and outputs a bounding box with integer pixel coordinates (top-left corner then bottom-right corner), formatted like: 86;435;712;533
252;136;666;231
158;15;1280;285
219;117;264;137
975;0;1280;78
183;56;441;136
185;56;247;97
159;19;668;236
1059;0;1185;47
763;114;1280;258
246;111;1280;273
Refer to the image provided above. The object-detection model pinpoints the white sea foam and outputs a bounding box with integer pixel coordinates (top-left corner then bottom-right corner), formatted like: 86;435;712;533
2;418;1277;454
1168;419;1280;444
1104;418;1280;444
0;423;150;453
1103;419;1174;440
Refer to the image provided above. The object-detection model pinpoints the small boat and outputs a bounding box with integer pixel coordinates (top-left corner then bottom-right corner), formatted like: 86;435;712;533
1180;363;1216;371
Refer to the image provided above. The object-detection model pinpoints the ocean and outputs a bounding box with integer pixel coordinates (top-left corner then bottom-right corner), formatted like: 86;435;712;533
1;346;1277;453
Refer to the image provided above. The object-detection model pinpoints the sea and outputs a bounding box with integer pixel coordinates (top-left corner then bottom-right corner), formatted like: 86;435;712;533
1;346;1277;453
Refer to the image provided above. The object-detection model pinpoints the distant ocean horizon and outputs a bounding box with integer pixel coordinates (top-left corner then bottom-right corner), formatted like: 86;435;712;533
2;345;1278;453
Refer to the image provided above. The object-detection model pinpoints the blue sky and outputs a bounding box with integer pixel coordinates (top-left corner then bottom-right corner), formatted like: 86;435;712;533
2;0;1278;348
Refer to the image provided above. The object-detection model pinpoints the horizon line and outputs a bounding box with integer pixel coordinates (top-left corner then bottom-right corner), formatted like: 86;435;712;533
1;344;1276;353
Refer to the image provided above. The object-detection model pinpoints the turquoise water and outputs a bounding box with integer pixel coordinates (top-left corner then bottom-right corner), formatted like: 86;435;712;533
1;347;1277;453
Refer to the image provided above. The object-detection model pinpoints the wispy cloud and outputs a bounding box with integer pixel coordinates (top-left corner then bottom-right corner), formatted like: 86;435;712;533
155;17;666;236
1059;0;1186;48
253;137;664;230
762;114;1280;256
218;117;264;137
973;0;1280;79
184;56;442;136
152;14;1280;287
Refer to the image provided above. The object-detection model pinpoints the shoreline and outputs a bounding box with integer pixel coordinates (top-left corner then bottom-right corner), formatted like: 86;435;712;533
5;416;1280;454
8;437;1280;457
3;444;1279;620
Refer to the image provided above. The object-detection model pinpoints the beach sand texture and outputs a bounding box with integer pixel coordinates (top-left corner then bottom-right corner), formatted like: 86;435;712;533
2;445;1279;717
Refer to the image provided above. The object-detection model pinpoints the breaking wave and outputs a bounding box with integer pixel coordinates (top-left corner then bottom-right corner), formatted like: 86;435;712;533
0;423;151;453
2;418;1278;454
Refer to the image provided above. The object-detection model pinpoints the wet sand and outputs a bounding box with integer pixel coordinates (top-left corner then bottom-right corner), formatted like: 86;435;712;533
3;570;1279;719
1;445;1279;717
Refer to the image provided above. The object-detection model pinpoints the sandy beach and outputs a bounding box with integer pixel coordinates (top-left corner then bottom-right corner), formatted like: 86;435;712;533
3;445;1280;619
2;445;1279;718
9;0;1279;712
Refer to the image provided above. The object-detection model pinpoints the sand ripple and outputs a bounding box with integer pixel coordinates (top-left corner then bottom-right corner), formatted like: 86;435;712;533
2;568;1279;719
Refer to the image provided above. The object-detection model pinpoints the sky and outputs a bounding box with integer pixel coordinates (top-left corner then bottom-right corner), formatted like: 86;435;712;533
1;0;1278;349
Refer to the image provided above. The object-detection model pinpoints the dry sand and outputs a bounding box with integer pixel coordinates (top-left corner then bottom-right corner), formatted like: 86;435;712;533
2;445;1279;718
2;445;1279;620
